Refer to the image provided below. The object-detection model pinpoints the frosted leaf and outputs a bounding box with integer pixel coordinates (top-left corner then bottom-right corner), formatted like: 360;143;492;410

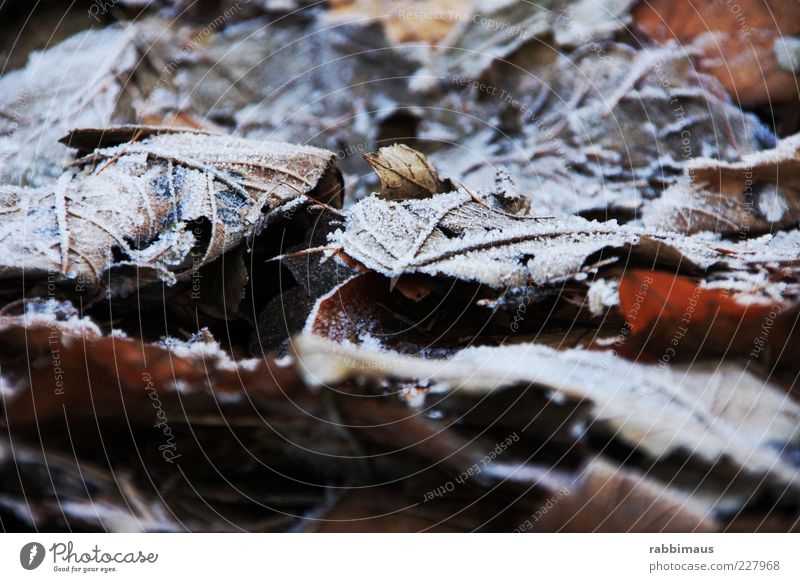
0;128;342;295
332;191;640;286
330;190;792;289
643;132;800;234
0;25;152;187
295;335;800;491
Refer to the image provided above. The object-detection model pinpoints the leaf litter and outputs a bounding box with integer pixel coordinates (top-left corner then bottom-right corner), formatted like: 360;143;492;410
0;0;799;533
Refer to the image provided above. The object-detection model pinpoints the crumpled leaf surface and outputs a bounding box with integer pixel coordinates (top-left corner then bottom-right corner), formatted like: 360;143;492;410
0;25;159;187
295;335;800;493
111;1;775;221
644;132;800;234
0;129;342;294
364;144;452;199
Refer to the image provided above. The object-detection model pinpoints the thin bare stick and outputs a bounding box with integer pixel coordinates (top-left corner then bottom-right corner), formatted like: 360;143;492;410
266;246;342;263
97;128;145;174
280;181;344;217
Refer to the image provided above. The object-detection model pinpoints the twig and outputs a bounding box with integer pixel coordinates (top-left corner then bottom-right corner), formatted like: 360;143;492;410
97;128;144;174
280;181;344;217
266;246;343;263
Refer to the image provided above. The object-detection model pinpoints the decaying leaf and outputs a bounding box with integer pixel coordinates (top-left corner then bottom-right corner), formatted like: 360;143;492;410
0;300;633;531
0;129;342;295
0;25;162;187
254;215;358;355
618;270;799;368
634;0;800;106
644;132;800;234
363;144;453;200
295;334;800;494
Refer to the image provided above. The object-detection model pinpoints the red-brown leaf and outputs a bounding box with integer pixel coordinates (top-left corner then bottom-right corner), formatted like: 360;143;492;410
617;270;798;366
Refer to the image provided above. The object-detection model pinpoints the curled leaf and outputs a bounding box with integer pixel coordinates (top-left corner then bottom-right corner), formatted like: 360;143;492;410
0;128;343;295
364;144;453;200
295;334;800;493
644;132;800;234
618;270;799;369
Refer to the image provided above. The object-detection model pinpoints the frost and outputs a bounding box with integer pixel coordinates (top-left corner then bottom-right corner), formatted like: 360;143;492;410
0;129;342;295
331;190;791;290
161;331;258;373
0;25;147;186
295;335;800;489
16;299;102;337
587;278;620;315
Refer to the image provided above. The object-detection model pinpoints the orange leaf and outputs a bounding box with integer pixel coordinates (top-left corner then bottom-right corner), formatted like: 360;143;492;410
617;270;794;365
633;0;800;106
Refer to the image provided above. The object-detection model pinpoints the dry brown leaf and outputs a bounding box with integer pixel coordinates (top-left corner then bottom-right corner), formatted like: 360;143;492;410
644;132;800;234
136;14;418;173
633;0;800;106
305;271;510;351
363;144;453;200
295;335;800;492
0;301;350;532
0;128;342;295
